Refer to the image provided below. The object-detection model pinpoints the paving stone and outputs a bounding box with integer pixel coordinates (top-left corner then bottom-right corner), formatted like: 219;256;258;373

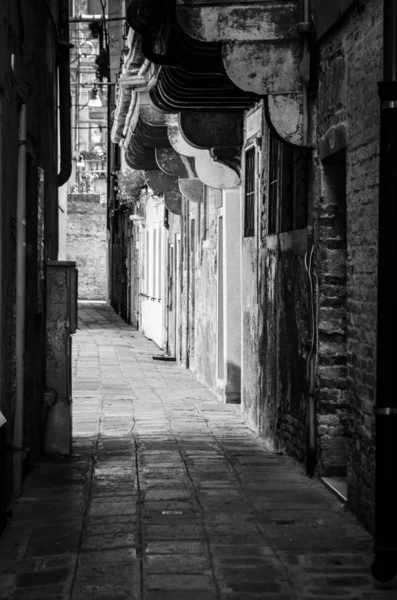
16;568;72;588
10;589;67;600
145;573;216;591
146;540;205;554
81;531;137;550
88;501;136;517
144;592;217;600
26;532;81;557
0;303;381;600
220;595;295;600
144;553;210;574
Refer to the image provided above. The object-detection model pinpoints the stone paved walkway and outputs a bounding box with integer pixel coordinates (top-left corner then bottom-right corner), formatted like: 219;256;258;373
0;302;394;599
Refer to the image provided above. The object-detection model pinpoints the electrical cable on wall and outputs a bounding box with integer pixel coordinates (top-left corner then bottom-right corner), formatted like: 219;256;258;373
304;241;319;478
304;245;319;380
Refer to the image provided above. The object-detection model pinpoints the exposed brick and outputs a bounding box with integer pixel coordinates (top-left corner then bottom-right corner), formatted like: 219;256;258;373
66;194;107;300
314;0;382;519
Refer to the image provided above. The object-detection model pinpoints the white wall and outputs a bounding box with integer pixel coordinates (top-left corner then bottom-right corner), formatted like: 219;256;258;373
58;181;68;260
140;195;165;349
223;188;242;403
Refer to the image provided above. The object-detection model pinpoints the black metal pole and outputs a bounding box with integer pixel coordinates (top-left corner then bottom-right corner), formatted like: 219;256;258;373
371;0;397;586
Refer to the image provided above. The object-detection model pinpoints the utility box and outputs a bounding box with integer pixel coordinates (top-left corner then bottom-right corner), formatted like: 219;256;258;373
45;261;78;455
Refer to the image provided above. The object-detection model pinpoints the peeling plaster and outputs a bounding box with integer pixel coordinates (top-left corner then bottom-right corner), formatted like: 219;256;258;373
267;94;304;146
179;179;204;203
195;153;240;189
223;40;301;95
177;3;300;43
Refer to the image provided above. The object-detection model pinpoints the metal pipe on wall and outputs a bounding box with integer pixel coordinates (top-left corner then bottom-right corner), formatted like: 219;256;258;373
371;0;397;587
58;0;72;188
305;225;317;477
13;104;27;498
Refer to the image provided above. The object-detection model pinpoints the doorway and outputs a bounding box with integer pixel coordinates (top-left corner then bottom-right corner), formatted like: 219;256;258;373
318;150;348;498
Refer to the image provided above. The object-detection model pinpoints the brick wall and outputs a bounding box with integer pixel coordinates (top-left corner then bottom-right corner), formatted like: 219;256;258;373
316;153;349;475
66;194;108;300
315;0;382;530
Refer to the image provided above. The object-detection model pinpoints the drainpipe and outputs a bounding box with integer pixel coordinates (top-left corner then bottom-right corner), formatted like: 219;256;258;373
57;0;72;188
13;104;27;498
371;0;397;587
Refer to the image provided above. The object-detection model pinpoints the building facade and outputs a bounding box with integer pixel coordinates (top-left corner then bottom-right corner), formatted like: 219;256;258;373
0;0;73;530
107;0;395;581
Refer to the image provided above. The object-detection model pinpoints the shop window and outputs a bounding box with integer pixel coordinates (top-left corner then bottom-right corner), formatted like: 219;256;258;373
244;146;256;237
268;131;308;235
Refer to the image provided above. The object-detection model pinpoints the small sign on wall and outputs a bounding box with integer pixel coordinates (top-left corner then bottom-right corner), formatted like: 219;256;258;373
245;103;263;141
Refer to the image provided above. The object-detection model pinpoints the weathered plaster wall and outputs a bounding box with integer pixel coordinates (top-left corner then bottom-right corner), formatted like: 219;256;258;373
58;182;68;260
275;240;308;459
140;196;165;349
241;237;261;433
258;232;309;459
223;189;242;403
129;224;140;329
194;187;220;395
180;198;189;368
165;212;181;359
183;200;200;372
241;105;310;459
315;0;382;530
67;194;107;300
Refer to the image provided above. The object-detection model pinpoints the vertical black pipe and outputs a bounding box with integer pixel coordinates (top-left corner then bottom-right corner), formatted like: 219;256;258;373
57;0;72;188
371;0;397;586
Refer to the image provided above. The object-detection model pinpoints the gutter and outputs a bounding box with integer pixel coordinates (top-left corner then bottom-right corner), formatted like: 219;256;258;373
371;0;397;587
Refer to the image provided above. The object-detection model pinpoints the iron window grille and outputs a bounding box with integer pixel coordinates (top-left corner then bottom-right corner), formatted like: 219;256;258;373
244;146;256;237
268;131;308;235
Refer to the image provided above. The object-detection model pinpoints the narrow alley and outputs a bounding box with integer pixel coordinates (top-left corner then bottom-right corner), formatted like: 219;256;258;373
0;302;392;600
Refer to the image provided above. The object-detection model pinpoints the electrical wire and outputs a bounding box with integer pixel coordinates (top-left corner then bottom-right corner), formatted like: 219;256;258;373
304;244;318;380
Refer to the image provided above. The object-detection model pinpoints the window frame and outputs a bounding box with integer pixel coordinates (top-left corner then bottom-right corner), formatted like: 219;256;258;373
243;144;257;238
267;129;308;236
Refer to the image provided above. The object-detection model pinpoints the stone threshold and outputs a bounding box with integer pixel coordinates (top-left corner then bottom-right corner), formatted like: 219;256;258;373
321;476;348;503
